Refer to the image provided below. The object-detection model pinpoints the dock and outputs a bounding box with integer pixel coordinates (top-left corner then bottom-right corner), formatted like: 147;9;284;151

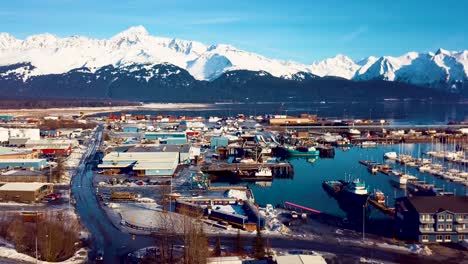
284;201;321;214
201;162;294;176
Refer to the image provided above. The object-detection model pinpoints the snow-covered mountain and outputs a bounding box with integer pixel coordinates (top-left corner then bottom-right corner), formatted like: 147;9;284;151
0;26;467;91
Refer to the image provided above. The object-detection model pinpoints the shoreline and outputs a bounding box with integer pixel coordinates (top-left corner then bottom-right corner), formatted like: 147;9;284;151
0;103;215;118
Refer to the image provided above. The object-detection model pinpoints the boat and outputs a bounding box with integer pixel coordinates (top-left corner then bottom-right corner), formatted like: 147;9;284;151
407;181;437;196
370;190;386;204
348;128;361;136
286;145;320;156
255;167;273;177
322;179;369;206
361;141;377;147
335;138;352;147
384;152;398;160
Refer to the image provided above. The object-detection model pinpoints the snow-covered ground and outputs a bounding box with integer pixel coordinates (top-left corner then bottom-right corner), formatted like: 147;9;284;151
0;246;88;264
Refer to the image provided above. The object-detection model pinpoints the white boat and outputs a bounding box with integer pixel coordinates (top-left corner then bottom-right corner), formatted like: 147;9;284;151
361;141;377;147
348;128;361;136
255;167;272;177
384;152;398;160
418;165;431;173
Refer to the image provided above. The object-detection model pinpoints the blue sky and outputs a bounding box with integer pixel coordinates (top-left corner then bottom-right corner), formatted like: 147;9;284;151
1;0;467;63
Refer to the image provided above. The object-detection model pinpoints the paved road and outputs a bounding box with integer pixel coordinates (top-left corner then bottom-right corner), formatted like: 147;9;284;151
70;126;153;263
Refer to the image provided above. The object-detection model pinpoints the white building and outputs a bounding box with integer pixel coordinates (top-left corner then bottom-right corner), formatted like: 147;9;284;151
0;128;40;142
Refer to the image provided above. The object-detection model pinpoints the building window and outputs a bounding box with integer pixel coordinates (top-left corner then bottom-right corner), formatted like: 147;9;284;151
436;235;443;242
445;235;451;242
446;224;452;231
459;235;465;241
446;214;453;221
438;214;445;221
421;235;429;242
438;224;444;231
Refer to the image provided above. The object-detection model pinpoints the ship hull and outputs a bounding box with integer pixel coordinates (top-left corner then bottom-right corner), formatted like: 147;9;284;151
287;149;320;156
322;181;369;206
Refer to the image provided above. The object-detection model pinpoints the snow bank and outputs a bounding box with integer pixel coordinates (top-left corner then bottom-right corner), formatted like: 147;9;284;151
0;246;88;264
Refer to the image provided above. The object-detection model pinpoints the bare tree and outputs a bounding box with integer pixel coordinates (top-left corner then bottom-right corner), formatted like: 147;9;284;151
52;155;65;183
1;211;81;262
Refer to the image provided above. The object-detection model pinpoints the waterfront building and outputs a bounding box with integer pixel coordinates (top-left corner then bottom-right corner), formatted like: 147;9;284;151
395;196;468;243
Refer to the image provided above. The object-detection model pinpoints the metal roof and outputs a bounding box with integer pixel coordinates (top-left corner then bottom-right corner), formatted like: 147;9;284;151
102;152;179;162
0;182;51;192
132;161;177;170
403;196;468;213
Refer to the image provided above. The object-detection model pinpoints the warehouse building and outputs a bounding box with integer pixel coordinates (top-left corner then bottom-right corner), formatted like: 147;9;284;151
0;147;38;160
0;159;47;170
98;152;179;176
0;182;53;203
0;128;40;143
0;170;49;183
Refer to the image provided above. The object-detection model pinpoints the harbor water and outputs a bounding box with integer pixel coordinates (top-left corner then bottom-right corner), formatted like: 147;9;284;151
249;143;467;220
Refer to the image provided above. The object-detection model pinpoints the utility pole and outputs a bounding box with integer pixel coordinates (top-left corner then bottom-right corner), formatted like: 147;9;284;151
362;204;365;241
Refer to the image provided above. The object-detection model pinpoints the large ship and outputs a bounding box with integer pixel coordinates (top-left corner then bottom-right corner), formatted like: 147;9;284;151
322;179;369;206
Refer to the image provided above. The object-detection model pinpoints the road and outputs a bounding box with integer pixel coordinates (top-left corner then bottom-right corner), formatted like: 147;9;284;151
70;126;153;263
70;126;465;264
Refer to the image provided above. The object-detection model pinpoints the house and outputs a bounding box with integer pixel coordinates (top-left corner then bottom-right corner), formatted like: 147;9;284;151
395;196;468;243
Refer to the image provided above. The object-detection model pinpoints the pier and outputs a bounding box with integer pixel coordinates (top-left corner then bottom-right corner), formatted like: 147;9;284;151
284;201;321;214
201;162;294;177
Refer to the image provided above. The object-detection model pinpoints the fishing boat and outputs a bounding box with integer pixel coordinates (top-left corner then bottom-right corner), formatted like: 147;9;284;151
255;167;273;177
286;145;320;156
370;189;386;204
322;179;369;206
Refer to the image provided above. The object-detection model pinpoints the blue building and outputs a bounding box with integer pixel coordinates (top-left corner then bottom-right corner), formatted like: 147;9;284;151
144;132;187;145
123;126;139;133
395;196;468;243
0;115;13;122
210;136;229;149
0;159;48;170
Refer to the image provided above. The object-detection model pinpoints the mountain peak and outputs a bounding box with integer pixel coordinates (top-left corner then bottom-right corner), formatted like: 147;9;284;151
435;48;451;56
121;25;148;36
112;26;148;40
